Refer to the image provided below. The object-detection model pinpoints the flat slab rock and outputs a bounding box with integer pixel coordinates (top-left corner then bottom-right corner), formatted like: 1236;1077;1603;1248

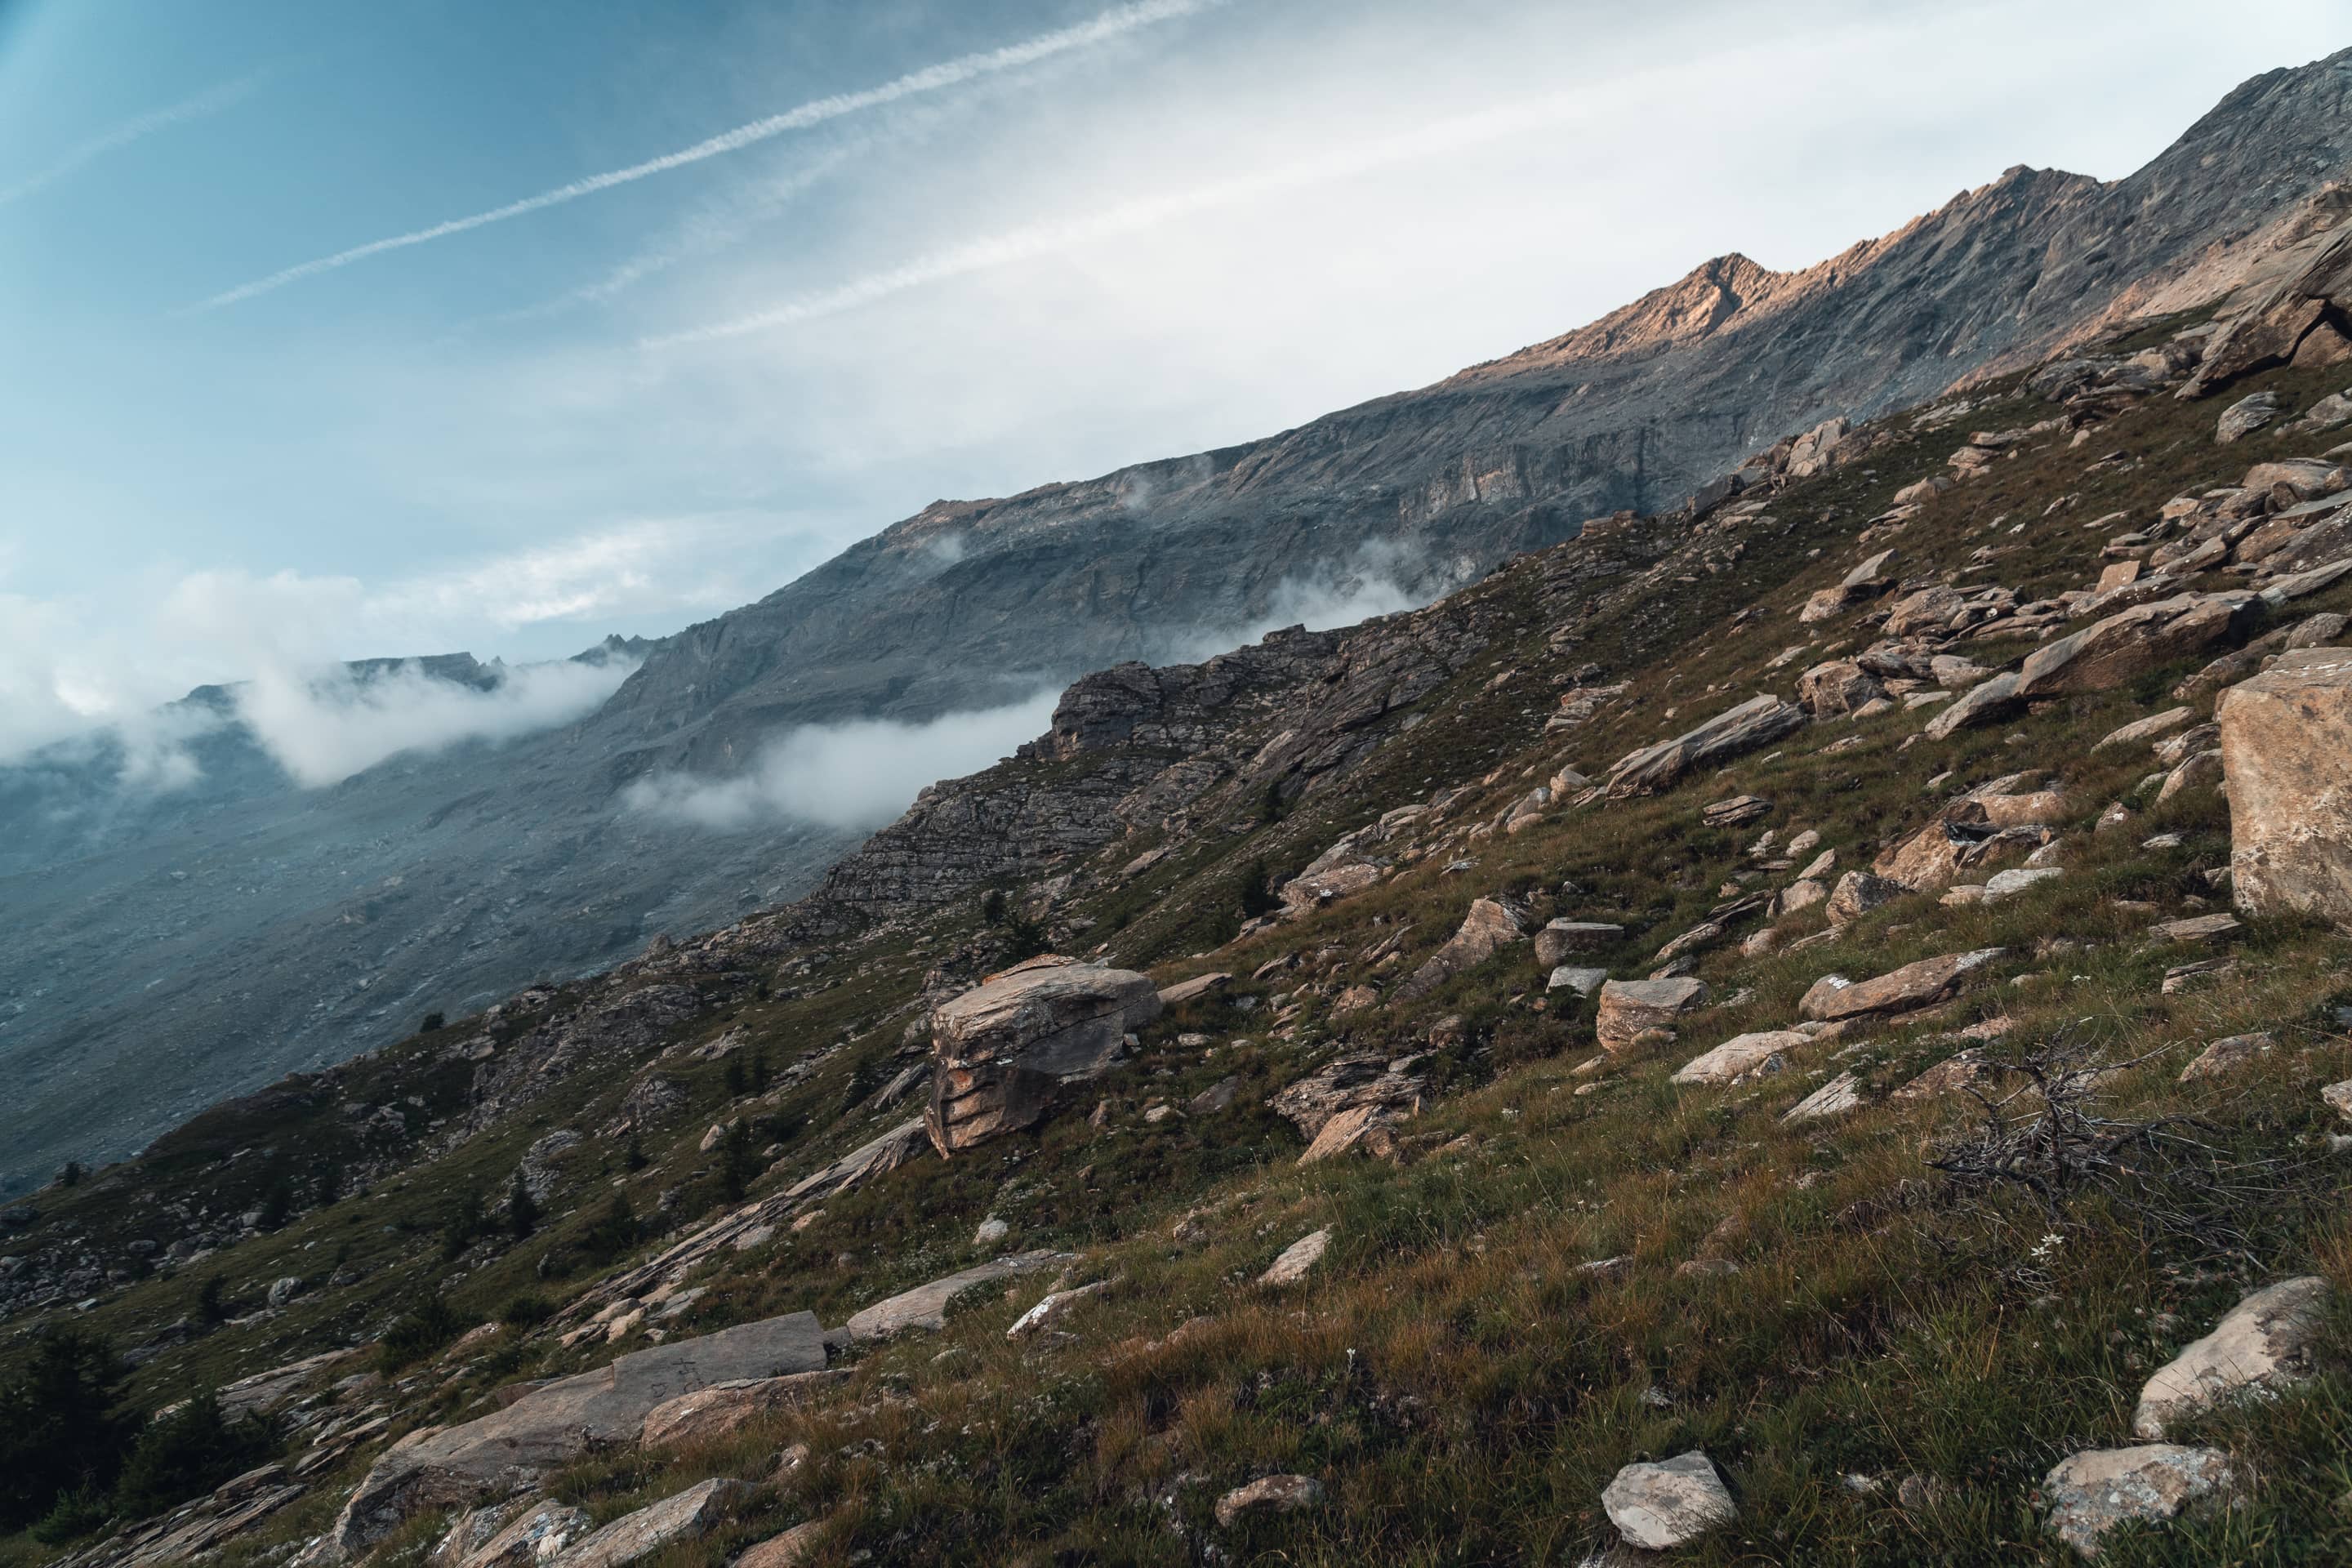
329;1312;826;1557
639;1370;849;1449
1800;949;2002;1023
1673;1031;1806;1086
2042;1445;2235;1557
844;1250;1070;1340
1601;1450;1736;1551
2134;1276;2328;1438
1606;694;1806;797
548;1478;747;1568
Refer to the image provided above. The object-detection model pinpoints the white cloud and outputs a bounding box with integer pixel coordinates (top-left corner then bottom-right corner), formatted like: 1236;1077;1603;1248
1157;542;1429;666
623;688;1062;832
229;654;635;787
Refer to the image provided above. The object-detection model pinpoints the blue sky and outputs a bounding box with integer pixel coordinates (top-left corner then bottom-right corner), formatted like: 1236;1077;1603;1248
0;0;2344;759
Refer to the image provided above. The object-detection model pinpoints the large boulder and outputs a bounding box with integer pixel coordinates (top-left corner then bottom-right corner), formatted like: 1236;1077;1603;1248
327;1313;825;1557
2218;649;2352;923
1799;950;2002;1024
2133;1276;2328;1439
2014;594;2255;699
1922;671;2021;740
1398;899;1523;1000
1797;660;1887;718
928;958;1162;1155
1595;978;1709;1051
1606;695;1806;797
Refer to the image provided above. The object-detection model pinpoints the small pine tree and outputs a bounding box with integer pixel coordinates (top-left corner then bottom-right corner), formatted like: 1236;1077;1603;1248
981;888;1009;926
439;1188;485;1261
419;1011;446;1032
719;1121;757;1204
1238;860;1281;919
58;1160;82;1189
314;1159;344;1206
255;1175;292;1232
750;1048;770;1092
623;1134;648;1172
723;1055;747;1096
582;1194;638;1263
505;1170;539;1241
1260;776;1288;824
0;1328;134;1530
196;1275;227;1324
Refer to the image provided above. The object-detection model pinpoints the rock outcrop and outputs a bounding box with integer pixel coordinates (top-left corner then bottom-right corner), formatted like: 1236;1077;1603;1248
1606;696;1806;797
327;1313;825;1557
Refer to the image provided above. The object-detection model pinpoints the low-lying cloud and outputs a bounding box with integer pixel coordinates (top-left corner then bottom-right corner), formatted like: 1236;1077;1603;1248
1159;540;1430;665
234;654;635;788
623;688;1060;833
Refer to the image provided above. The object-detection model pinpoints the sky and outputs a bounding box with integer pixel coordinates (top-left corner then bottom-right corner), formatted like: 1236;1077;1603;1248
0;0;2345;766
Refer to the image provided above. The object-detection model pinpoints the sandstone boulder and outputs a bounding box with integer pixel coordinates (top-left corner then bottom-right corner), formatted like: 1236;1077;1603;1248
1280;862;1382;915
1271;1054;1423;1140
328;1313;825;1557
1606;695;1805;797
737;1522;826;1568
1825;870;1909;924
1797;660;1886;717
1156;972;1231;1008
1595;978;1708;1051
1672;1031;1805;1086
1601;1451;1736;1552
1799;950;2002;1024
2217;648;2352;923
1399;899;1524;1000
1922;671;2021;740
2041;1446;2235;1558
2178;1032;2275;1082
1535;920;1624;966
2133;1276;2328;1439
928;959;1162;1155
2214;390;2281;443
2014;594;2255;699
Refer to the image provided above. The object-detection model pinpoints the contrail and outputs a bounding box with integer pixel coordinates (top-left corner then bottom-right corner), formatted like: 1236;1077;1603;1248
0;71;270;208
195;0;1223;311
639;91;1615;350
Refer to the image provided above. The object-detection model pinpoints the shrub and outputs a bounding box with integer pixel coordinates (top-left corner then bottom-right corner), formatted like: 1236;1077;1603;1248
581;1195;639;1264
501;1293;553;1327
110;1390;275;1518
505;1170;539;1241
419;1011;446;1032
375;1295;463;1374
0;1329;134;1530
439;1187;486;1260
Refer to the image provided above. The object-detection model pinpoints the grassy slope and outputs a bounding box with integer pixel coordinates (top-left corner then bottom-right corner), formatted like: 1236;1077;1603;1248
9;346;2352;1566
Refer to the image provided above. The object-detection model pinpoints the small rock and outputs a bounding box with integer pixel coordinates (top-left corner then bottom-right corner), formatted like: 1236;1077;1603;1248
2041;1445;2234;1558
973;1216;1011;1246
1601;1450;1736;1551
2134;1276;2328;1438
1260;1229;1330;1287
2177;1032;2274;1083
1214;1474;1322;1529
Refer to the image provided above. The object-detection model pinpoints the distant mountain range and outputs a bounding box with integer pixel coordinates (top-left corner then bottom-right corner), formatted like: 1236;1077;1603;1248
5;47;2349;1195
